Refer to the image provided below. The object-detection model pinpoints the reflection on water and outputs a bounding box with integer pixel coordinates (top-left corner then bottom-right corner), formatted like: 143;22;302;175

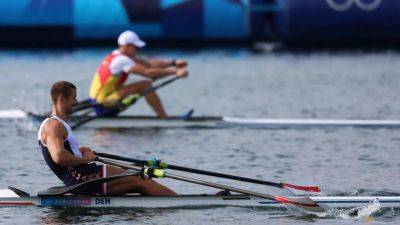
33;205;400;225
38;208;167;224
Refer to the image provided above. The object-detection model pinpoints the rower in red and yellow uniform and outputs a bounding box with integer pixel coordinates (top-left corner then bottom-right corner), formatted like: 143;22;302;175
89;30;188;118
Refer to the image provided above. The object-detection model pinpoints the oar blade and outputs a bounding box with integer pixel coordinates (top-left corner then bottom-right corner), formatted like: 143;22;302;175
282;183;321;192
275;196;326;213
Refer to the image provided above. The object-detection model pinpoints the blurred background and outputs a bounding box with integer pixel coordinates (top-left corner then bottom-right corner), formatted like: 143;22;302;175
0;0;398;47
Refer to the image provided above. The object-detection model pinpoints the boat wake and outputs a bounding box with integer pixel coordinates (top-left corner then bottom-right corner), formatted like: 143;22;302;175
335;198;381;220
275;199;383;221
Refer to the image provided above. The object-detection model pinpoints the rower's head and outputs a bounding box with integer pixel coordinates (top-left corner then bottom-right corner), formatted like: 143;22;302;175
50;81;78;115
118;30;146;57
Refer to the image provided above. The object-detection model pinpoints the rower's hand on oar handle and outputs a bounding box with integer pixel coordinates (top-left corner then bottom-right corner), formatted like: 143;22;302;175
80;147;96;163
143;167;165;179
176;68;189;78
147;157;168;169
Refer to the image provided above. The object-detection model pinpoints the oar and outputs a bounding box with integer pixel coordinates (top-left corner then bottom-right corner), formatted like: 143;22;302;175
40;99;94;118
96;157;326;213
95;152;320;193
72;98;98;112
37;170;140;196
71;76;181;130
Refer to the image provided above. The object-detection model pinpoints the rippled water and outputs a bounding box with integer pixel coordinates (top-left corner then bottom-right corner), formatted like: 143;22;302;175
0;47;400;224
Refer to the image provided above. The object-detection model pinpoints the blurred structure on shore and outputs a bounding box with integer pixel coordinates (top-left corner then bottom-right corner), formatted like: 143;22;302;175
0;0;398;47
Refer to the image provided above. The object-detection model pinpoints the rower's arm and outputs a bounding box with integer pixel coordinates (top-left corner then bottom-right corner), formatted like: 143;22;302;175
135;56;188;68
134;56;170;68
133;56;152;67
45;120;92;167
129;63;180;79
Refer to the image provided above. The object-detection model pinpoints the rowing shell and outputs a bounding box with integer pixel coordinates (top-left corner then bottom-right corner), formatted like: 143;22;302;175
0;188;399;209
2;109;400;129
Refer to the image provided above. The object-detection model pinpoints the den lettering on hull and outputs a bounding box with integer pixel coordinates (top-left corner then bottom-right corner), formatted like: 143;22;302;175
95;197;111;205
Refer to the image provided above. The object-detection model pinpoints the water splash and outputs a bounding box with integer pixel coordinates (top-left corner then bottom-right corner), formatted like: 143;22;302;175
336;198;381;220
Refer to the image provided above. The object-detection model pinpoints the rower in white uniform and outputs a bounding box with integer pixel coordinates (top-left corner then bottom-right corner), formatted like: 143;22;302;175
38;81;176;196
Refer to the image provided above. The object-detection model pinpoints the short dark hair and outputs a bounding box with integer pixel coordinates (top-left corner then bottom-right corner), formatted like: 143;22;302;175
50;81;76;103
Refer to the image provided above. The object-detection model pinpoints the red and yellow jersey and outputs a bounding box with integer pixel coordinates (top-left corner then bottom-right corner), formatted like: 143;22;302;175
89;50;134;103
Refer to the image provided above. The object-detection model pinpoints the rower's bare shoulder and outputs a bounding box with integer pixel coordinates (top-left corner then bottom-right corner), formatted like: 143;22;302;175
43;119;66;137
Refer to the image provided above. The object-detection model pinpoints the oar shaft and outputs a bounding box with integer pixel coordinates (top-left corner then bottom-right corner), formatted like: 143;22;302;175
141;76;180;96
95;152;320;192
97;152;282;188
38;170;140;196
97;157;325;213
168;165;319;192
97;158;276;200
71;76;181;130
72;103;102;112
96;152;147;165
167;164;282;188
165;173;278;200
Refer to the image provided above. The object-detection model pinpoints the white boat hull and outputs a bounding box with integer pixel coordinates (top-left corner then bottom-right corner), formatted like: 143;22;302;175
1;194;399;209
2;109;400;128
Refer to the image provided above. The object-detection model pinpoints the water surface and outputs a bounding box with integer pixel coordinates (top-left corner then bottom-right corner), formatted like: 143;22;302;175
0;47;400;224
